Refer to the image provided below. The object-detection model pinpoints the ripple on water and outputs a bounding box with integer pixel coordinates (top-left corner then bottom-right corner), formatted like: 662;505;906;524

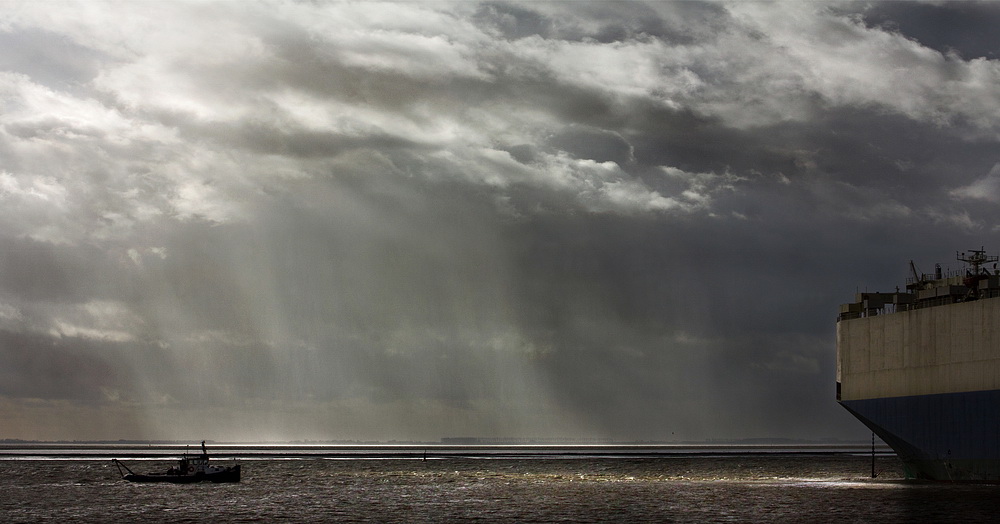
2;455;998;523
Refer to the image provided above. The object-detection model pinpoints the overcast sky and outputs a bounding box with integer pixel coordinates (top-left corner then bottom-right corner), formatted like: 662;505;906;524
2;0;1000;442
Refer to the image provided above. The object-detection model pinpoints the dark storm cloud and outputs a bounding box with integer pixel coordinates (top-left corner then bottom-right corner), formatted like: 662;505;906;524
188;120;421;159
0;237;92;302
0;330;123;402
547;127;633;165
475;0;728;44
858;1;1000;59
2;1;1000;441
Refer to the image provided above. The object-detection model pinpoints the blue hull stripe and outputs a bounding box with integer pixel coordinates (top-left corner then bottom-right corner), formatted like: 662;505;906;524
840;390;1000;480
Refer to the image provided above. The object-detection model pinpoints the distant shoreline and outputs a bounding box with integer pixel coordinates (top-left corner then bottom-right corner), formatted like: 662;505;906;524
0;442;895;460
0;437;878;446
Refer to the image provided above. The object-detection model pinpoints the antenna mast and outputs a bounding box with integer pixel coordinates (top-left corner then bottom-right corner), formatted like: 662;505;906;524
957;247;998;275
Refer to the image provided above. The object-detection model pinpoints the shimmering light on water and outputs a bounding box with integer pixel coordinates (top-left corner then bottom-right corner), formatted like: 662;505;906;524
2;449;998;523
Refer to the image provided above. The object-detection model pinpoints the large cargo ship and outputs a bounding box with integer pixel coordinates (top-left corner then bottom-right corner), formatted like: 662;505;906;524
837;248;1000;481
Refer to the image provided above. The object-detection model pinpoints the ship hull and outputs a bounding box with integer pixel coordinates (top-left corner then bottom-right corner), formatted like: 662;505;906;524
123;465;241;483
840;390;1000;481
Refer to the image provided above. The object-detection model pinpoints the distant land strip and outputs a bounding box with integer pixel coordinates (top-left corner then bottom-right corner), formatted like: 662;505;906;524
0;442;894;460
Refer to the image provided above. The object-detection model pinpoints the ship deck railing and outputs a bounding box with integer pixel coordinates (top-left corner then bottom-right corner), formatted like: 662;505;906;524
838;289;1000;321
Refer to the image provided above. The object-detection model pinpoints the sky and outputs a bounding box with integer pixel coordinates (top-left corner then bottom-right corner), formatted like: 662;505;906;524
2;0;1000;443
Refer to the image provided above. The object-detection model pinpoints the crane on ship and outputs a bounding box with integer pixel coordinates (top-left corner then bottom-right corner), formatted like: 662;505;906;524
906;260;936;291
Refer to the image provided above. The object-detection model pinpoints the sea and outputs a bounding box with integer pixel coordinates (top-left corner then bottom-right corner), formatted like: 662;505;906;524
2;444;999;523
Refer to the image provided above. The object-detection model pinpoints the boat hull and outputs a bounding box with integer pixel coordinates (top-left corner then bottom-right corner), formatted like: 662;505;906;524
123;465;241;484
840;390;1000;481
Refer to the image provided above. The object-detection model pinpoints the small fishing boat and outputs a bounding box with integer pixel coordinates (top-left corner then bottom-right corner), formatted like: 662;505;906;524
113;441;241;483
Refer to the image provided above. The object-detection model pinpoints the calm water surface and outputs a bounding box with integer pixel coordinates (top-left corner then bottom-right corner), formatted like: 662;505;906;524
2;453;999;523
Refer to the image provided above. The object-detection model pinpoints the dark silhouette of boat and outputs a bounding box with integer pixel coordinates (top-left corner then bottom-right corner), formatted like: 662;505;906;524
113;441;240;483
